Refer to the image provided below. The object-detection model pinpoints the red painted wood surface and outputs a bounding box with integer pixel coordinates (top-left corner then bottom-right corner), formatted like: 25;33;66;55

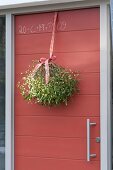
15;52;100;73
15;95;100;117
15;8;100;170
15;137;100;160
16;30;99;54
15;116;100;138
15;8;99;34
15;157;100;170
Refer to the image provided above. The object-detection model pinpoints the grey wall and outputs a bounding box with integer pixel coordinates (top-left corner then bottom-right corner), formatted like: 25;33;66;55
0;17;5;170
110;1;113;169
111;0;113;41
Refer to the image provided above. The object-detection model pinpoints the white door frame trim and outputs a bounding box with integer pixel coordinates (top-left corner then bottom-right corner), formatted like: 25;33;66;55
0;0;110;11
5;12;14;170
100;1;111;170
4;0;111;170
0;0;109;15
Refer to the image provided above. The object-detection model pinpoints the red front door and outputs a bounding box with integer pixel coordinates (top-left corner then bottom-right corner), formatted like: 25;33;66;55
15;8;100;170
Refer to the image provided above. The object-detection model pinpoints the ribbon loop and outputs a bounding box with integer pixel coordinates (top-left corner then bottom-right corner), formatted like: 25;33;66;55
39;57;47;63
49;55;56;62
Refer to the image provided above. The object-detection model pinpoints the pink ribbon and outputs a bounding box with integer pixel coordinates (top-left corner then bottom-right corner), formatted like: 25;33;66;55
31;12;58;84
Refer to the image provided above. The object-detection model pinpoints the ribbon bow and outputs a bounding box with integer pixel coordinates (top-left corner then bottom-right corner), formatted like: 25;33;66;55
31;12;58;84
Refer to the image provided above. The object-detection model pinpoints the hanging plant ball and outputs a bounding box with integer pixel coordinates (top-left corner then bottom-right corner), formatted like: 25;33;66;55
18;61;79;106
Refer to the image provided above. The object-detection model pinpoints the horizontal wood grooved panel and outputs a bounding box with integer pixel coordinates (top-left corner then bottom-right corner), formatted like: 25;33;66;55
79;73;100;95
15;95;100;116
15;30;100;54
15;156;100;170
15;137;100;160
15;73;100;95
15;116;99;138
15;8;100;35
15;52;100;74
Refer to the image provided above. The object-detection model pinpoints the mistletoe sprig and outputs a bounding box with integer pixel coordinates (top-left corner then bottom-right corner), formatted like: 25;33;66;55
18;61;79;106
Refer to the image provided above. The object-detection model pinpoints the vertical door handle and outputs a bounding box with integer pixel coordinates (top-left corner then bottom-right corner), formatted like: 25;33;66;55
87;119;96;162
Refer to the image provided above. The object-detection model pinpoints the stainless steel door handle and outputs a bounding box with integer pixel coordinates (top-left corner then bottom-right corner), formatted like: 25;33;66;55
87;119;96;162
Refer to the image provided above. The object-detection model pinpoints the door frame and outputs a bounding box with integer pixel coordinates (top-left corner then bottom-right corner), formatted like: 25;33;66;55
2;0;111;170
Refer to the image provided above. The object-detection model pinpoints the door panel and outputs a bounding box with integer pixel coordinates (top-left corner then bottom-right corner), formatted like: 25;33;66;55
15;8;99;34
15;52;100;73
15;73;99;94
15;116;100;138
15;137;100;160
15;157;99;170
15;95;100;117
15;30;99;54
15;8;100;170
